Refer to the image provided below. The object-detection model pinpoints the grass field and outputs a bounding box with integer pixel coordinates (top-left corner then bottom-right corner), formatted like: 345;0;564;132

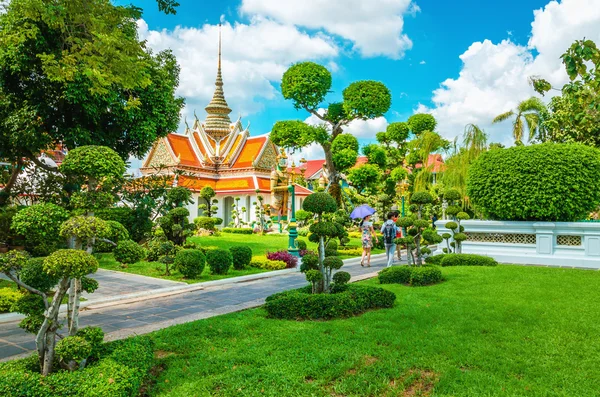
146;265;600;396
98;233;382;284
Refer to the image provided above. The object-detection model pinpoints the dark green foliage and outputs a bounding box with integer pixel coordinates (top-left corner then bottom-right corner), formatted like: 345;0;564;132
296;239;307;251
467;143;600;221
206;249;232;275
410;191;433;205
10;203;69;256
55;336;91;363
332;271;351;285
347;164;381;192
331;134;359;171
408;113;437;135
221;227;253;234
326;240;338;250
323;256;343;270
325;248;339;257
444;189;461;201
441;254;497;267
113;240;146;265
229;246;252;270
174;249;205;278
264;284;396;320
303;192;337;214
410;266;443;286
81;276;99;294
94;220;129;252
95;207;151;243
362;144;387;168
425;254;447;266
60;146;125;181
299;253;319;272
158;206;195;245
0;206;18;245
20;257;59;294
378;266;412;284
166;187;193;208
76;326;104;360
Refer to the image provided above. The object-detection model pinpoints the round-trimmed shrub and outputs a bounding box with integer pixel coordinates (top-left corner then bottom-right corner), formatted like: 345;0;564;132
113;240;146;265
467;143;600;221
325;248;339;257
296;239;307;250
326;240;338;250
94;220;129;253
20;257;59;294
194;216;217;231
332;271;351;285
378;266;411;284
300;253;319;272
229;246;252;270
11;203;69;256
174;249;206;278
264;284;395;320
323;256;343;270
55;336;92;363
206;249;232;274
76;326;104;360
303;192;337;214
440;253;497;267
410;265;442;286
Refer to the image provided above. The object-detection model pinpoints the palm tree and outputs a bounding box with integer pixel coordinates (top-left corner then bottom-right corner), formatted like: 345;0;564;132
493;97;547;144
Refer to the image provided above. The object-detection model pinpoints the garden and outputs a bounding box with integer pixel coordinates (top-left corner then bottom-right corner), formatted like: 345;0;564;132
1;0;600;396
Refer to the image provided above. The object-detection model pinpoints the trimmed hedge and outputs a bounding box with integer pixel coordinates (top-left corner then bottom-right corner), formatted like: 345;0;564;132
174;249;206;278
113;240;146;265
441;253;497;267
229;246;252;270
222;227;253;234
206;249;232;274
379;265;443;286
467;143;600;221
264;284;396;320
0;288;21;312
0;336;154;397
425;254;447;266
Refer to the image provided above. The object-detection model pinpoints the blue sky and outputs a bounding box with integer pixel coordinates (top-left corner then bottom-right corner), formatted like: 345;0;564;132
125;0;600;160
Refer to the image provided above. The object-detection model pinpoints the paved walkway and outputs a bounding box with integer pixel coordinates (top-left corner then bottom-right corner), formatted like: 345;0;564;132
84;269;186;300
0;253;401;361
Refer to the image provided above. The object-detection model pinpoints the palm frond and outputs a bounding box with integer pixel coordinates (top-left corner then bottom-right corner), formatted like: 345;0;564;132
523;113;540;142
513;117;524;143
493;111;514;123
518;97;546;113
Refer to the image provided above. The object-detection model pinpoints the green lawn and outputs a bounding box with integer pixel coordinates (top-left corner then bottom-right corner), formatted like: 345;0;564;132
98;255;269;285
146;265;600;396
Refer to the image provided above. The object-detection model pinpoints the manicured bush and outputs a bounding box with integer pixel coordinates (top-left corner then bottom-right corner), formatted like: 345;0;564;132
332;271;351;285
206;249;233;274
467;143;600;221
299;253;319;272
55;336;92;364
326;240;338;250
296;239;307;251
0;288;21;312
229;246;252;270
0;336;154;397
266;250;298;268
264;284;396;320
10;203;69;256
441;253;498;267
113;240;146;265
324;248;339;257
222;227;253;234
20;257;59;294
410;265;443;286
174;249;206;278
94;220;129;252
194;216;217;231
76;326;104;360
425;254;447;266
378;266;412;284
249;257;287;270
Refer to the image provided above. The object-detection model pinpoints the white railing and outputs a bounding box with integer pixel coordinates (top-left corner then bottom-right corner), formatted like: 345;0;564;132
435;220;600;268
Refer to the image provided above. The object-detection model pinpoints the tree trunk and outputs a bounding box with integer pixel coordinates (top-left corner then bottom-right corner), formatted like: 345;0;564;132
67;279;75;335
318;235;326;293
415;231;423;266
322;144;342;206
38;277;70;375
0;159;24;206
68;278;82;336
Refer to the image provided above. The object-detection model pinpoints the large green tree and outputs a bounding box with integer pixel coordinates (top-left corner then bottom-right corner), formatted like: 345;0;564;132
0;0;184;204
533;39;600;146
492;97;547;144
270;62;391;203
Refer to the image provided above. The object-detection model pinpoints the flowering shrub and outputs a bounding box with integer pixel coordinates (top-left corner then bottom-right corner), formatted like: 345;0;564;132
266;250;298;268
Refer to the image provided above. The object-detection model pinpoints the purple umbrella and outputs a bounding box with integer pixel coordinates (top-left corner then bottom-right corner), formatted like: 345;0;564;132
350;204;376;219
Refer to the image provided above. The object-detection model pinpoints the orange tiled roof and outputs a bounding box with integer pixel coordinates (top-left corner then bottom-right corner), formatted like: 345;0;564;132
232;136;267;169
224;134;243;164
257;177;271;190
192;131;208;160
166;134;201;167
216;177;254;191
415;154;445;173
178;176;216;191
293;184;312;196
290;156;368;179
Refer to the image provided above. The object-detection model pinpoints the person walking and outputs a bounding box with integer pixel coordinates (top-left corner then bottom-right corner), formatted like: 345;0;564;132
360;215;378;267
381;212;399;267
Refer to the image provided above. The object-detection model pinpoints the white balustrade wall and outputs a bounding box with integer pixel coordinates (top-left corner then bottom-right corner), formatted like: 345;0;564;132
435;220;600;268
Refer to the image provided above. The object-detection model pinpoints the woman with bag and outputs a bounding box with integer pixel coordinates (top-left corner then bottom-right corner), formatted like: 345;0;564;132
360;215;378;267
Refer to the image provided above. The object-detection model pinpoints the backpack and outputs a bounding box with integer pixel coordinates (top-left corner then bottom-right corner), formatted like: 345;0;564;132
383;222;395;245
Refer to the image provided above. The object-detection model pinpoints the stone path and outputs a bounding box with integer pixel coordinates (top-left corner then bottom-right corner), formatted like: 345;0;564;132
84;269;186;300
0;253;401;361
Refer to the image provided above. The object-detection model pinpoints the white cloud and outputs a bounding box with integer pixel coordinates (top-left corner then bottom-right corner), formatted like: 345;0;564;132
304;108;388;140
137;18;338;132
0;0;9;13
240;0;418;59
419;60;426;65
421;0;600;146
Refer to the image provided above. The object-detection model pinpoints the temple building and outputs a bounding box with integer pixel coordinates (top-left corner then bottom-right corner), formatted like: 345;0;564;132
141;28;311;228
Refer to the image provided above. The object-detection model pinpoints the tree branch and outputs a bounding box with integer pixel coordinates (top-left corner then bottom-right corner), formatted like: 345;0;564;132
96;238;117;247
29;154;60;173
4;272;49;310
304;106;327;122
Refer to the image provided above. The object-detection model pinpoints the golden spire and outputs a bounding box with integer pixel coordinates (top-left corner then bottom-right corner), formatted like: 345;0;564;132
204;23;232;141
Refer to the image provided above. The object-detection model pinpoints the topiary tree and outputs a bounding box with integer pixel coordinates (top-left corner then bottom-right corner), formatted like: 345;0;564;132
467;143;600;221
305;269;323;294
271;62;392;204
10;203;69;256
94;220;129;253
303;192;341;292
229;246;252;270
199;186;217;217
206;249;232;275
0;248;98;375
397;191;435;266
407;114;437;135
55;335;92;371
113;240;146;268
158;206;196;246
174;249;205;278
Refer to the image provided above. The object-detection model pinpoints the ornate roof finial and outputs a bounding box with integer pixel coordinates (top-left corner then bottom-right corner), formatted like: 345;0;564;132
204;23;232;141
